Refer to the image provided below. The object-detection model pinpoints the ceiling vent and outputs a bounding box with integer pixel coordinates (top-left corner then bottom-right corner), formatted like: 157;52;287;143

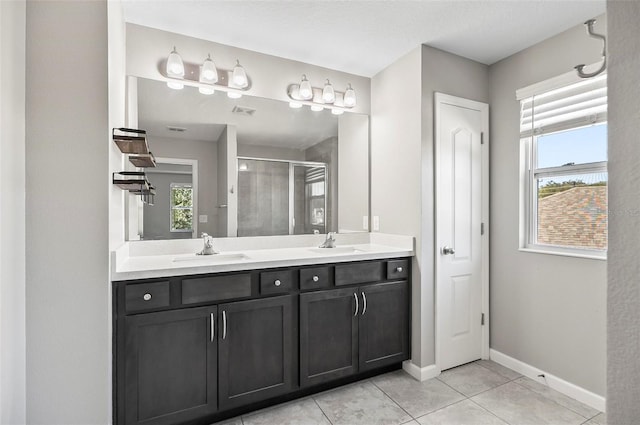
231;106;256;117
166;126;187;133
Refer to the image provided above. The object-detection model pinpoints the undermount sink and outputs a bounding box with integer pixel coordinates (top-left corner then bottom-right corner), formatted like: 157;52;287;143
307;247;364;255
172;253;250;263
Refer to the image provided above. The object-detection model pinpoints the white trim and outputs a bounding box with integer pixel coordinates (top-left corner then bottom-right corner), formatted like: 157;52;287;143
518;247;606;261
155;157;199;238
434;93;490;370
489;349;606;412
402;361;440;381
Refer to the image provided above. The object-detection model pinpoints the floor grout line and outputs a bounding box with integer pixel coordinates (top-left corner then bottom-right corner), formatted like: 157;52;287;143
369;378;415;422
311;396;335;425
467;396;513;425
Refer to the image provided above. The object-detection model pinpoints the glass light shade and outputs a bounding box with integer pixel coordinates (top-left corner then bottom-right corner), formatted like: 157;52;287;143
322;79;335;104
199;86;215;95
331;108;344;115
343;84;357;107
166;81;184;90
289;101;303;109
166;47;185;78
227;91;242;99
310;104;324;112
299;75;313;100
200;54;218;84
232;60;248;88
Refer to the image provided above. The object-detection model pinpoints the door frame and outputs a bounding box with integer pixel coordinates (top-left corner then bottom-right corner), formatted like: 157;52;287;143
434;92;490;370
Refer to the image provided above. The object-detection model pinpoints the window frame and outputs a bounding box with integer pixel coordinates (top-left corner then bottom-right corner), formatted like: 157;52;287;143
521;128;607;259
169;183;194;233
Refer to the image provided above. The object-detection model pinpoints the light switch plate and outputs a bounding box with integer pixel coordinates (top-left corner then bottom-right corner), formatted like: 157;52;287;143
362;215;369;230
199;215;208;223
373;216;380;231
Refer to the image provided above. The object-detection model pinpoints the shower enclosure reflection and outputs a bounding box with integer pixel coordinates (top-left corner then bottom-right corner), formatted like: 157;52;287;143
237;158;328;237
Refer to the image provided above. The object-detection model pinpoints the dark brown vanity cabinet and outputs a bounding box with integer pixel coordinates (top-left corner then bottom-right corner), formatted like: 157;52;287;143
123;306;218;425
299;280;410;387
114;257;410;425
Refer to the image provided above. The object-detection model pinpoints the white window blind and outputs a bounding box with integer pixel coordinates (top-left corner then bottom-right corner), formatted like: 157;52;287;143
518;73;607;138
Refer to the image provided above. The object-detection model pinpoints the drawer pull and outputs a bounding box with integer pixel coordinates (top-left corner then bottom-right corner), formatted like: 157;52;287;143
143;293;152;301
396;267;403;273
274;279;282;287
312;275;319;282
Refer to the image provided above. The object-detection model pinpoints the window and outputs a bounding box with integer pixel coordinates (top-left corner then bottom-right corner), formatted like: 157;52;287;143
519;73;607;257
170;183;193;232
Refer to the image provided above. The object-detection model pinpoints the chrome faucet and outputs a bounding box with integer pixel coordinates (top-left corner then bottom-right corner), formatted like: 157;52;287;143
197;233;218;255
319;232;336;248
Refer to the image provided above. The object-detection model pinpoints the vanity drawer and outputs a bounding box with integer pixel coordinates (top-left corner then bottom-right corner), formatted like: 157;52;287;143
260;270;293;295
182;274;251;305
299;266;330;290
125;281;170;313
335;261;384;287
387;259;409;280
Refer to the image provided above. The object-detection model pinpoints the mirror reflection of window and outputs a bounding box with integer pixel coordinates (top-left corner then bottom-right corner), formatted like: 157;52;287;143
170;183;193;233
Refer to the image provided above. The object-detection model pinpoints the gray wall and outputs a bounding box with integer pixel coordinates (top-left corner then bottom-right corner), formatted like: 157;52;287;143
151;135;219;236
25;1;110;423
488;17;607;395
607;1;640;421
371;45;488;368
338;114;369;233
0;0;26;422
143;172;192;240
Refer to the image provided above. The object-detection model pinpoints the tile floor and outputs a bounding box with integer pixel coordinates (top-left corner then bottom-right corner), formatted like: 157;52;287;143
214;360;606;425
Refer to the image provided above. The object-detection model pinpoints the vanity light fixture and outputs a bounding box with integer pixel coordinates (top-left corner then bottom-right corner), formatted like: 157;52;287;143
227;91;243;99
198;54;218;95
232;60;248;88
343;83;357;107
166;47;185;90
299;75;313;100
286;77;356;114
322;79;336;104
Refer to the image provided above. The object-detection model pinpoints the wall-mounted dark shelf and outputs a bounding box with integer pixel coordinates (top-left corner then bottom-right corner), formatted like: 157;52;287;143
129;152;157;168
112;171;150;191
113;128;150;155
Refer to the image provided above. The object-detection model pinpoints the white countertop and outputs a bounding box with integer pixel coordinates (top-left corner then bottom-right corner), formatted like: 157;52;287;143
111;233;414;281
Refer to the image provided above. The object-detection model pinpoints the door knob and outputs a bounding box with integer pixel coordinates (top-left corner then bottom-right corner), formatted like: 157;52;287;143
441;246;455;255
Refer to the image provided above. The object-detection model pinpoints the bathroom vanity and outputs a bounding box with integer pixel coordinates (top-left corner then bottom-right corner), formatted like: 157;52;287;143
112;234;413;425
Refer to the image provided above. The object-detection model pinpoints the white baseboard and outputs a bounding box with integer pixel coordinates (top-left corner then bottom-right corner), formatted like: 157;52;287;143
402;360;441;381
489;349;605;412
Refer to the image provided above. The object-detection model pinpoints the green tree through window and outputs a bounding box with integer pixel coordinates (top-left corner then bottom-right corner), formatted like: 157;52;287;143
170;184;193;232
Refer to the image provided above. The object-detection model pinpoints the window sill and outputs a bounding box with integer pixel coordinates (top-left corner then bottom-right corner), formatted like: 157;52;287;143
519;246;607;261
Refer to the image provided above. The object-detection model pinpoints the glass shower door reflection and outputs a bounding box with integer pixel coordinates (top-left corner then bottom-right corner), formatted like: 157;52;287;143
237;159;289;237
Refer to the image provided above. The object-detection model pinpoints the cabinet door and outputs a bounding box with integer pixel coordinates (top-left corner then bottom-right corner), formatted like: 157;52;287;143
359;281;410;371
124;306;217;425
300;288;359;387
218;295;294;410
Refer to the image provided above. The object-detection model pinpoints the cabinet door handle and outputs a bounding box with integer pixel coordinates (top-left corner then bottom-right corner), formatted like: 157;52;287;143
222;310;227;340
210;313;215;342
362;292;367;315
353;293;359;316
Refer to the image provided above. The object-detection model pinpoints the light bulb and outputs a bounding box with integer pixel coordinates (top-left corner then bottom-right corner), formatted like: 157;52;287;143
232;60;248;88
166;47;184;78
311;104;324;112
322;79;335;104
299;75;313;100
227;91;242;99
199;87;215;95
343;84;357;107
200;54;218;84
167;81;184;90
331;108;344;115
289;101;302;109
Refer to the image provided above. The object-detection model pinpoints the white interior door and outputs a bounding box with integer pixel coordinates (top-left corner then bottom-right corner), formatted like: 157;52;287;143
435;93;489;371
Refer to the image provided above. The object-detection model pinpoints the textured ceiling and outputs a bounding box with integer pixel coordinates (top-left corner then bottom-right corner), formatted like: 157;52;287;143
122;0;605;77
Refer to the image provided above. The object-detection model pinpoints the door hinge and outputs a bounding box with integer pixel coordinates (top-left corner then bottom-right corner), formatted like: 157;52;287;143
481;132;484;145
481;313;485;326
481;222;485;235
